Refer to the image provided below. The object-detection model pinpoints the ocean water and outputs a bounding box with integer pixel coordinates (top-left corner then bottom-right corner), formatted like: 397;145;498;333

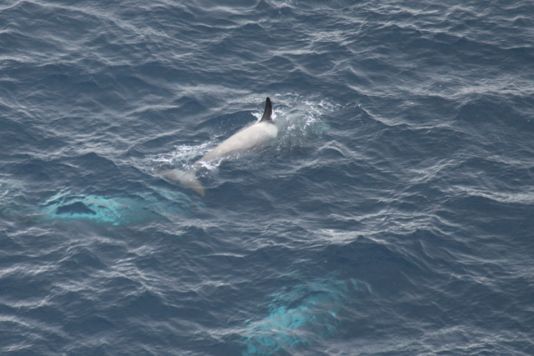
1;0;534;354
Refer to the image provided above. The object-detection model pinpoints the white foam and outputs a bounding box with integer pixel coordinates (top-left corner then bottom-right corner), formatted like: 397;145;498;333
143;142;213;171
268;93;335;150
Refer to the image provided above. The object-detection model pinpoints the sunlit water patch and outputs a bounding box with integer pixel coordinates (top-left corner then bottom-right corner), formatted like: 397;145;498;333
0;176;30;223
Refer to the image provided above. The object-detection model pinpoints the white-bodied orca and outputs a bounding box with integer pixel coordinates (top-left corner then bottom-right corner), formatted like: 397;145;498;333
160;97;278;196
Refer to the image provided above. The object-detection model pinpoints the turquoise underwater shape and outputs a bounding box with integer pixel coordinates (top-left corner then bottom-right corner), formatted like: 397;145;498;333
41;188;194;226
42;192;141;225
243;278;364;356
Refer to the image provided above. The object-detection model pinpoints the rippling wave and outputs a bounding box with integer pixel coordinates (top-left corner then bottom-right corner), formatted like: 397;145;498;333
1;0;534;354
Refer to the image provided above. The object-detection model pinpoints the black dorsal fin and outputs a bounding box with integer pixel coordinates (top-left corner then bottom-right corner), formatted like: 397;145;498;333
260;97;272;122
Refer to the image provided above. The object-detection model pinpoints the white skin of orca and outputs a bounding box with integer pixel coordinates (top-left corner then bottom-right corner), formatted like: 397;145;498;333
198;121;278;164
161;119;277;196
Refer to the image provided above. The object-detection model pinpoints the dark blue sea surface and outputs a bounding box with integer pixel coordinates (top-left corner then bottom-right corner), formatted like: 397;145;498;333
1;0;534;354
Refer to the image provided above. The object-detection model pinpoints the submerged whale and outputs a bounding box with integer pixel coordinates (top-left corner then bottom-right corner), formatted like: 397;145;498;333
242;277;368;355
160;97;278;196
40;189;193;225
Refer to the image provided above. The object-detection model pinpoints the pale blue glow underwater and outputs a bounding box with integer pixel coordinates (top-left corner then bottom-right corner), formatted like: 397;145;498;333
243;278;368;355
40;189;194;225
